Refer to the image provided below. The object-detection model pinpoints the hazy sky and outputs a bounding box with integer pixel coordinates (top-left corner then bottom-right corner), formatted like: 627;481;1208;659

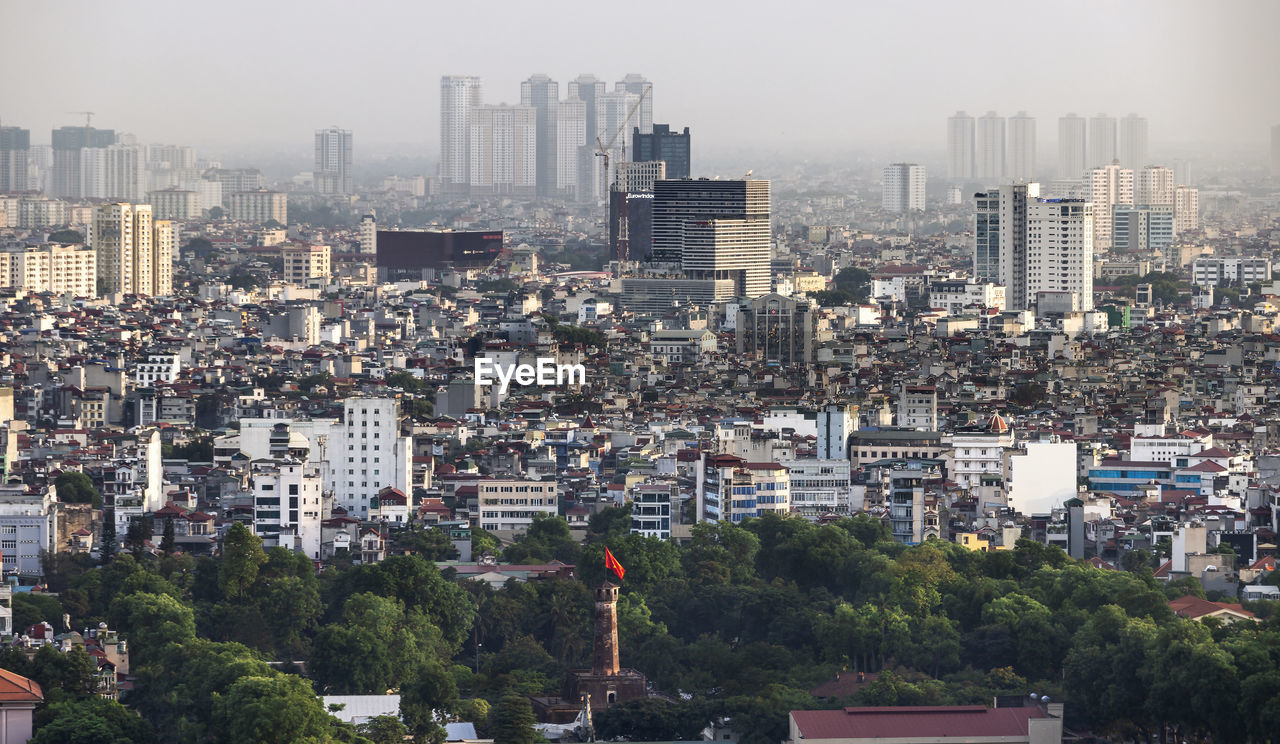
3;0;1278;160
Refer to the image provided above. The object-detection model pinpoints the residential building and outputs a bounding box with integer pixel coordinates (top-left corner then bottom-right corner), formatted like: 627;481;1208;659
630;483;675;539
784;459;854;519
475;478;557;534
1088;114;1116;168
440;75;482;191
204;168;263;205
334;397;412;518
556;97;587;200
816;404;858;461
1058;114;1087;179
0;126;29;192
520;74;559;197
1191;257;1271;287
947;112;975;181
0;483;58;578
282;243;332;285
1112;205;1174;254
616;73;652;134
134;353;181;387
1088;459;1174;493
148;188;201;220
647;329;716;364
1008;112;1036;181
251;458;325;559
359;214;377;254
80;143;143;201
314;127;353;195
468;104;536;198
0;667;43;743
976;112;1006;181
735;293;818;366
0;244;97;297
974;182;1038;311
50;125;115;198
882;163;926;212
567;74;605;200
1119;114;1149;169
897;386;937;431
227;190;287;224
1136;165;1174;207
1088;163;1133;250
929;278;1006;315
593;90;641;196
1026;198;1093;311
633;124;691;180
1174;186;1199;233
92;203;173;296
696;454;789;523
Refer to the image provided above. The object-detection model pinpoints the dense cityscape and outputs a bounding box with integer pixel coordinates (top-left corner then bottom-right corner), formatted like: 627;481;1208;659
1;3;1280;743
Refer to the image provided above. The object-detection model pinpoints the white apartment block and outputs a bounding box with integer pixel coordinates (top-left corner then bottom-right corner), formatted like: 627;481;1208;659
0;484;58;578
882;163;926;212
976;112;1006;181
1008;112;1036;181
335;397;412;518
629;483;675;540
251;458;325;560
359;215;377;254
92;203;173;296
784;459;853;519
148;188;202;220
556;98;587;200
227;190;287;224
1089;164;1133;250
468;104;536;198
1174;186;1199;233
1027;198;1093;311
1136;165;1174;206
440;75;482;189
615;160;666;192
928;278;1006;315
1191;257;1271;287
475;479;558;534
897;386;938;431
0;244;97;297
135;353;181;387
282;243;331;285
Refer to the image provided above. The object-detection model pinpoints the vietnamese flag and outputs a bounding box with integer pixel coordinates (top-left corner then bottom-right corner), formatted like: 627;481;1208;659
605;547;626;582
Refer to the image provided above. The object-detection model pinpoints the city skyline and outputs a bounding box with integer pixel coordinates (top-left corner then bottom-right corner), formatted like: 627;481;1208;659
2;0;1277;159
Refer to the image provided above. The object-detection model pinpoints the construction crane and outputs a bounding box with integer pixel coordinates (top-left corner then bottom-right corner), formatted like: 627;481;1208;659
68;111;95;130
595;86;651;264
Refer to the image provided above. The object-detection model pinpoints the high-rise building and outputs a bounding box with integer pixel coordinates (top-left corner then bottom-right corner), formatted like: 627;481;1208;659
520;74;559;198
1027;198;1093;310
148;188;202;220
359;214;377;254
205;168;263;206
976;112;1006;182
1088;163;1134;250
468;104;536;198
633;124;691;179
609;161;665;260
1088;114;1117;169
0;244;97;297
92;203;173;296
568;74;605;153
1008;112;1036;181
1058;114;1087;179
227;190;287;224
735;293;818;367
593;90;640;198
556;98;587;201
80;143;143;201
1173;159;1192;188
333;397;412;517
1136;165;1174;207
282;243;331;285
947;112;975;181
616;74;653;135
50;125;116;198
974;183;1038;310
1174;186;1199;234
568;75;607;201
314;127;353;195
1119;114;1149;170
882;163;926;212
0;127;30;192
1112;205;1173;255
440;75;482;191
1271;124;1280;176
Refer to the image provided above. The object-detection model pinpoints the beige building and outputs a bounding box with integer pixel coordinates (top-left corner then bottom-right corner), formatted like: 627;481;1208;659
91;203;174;296
282;243;331;285
227;190;287;224
0;244;97;297
475;478;558;534
148;188;202;220
1088;163;1133;250
1174;185;1199;233
468;104;537;198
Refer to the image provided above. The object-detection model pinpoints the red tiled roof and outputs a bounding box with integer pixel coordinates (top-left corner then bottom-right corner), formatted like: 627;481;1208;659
791;706;1044;740
0;668;44;702
1168;595;1255;620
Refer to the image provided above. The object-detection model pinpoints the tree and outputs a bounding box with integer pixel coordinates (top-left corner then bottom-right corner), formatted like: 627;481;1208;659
31;697;156;744
210;674;339;744
357;716;409;744
13;592;64;632
54;472;102;508
219;523;267;600
125;517;152;558
489;690;537;744
48;229;85;244
208;206;225;220
99;509;117;563
400;660;458;737
161;517;176;554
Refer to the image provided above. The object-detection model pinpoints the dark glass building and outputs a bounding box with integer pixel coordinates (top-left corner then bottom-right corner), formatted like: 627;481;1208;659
632;124;690;179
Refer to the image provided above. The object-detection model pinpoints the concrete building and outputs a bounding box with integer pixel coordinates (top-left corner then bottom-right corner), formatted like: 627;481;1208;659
1007;437;1078;515
567;74;606;201
696;454;789;523
92;203;173;296
556;97;587;201
0;126;30;192
475;478;557;534
882;163;926;212
898;386;937;431
251;458;325;559
1119;114;1149;169
440;75;482;192
1008;112;1036;181
1088;114;1117;168
1058;114;1087;179
593;90;641;197
1191;257;1271;287
314;127;353;195
0;244;97;297
0;483;58;578
468;104;536;198
227;190;287;224
947;111;975;181
1026;198;1093;311
1112;205;1174;255
1136;165;1174;207
974;182;1039;311
788;703;1063;744
282;243;331;285
520;74;559;197
1174;185;1199;233
1088;163;1133;250
629;483;675;540
147;188;202;220
334;397;412;518
616;73;653;135
359;214;377;254
976;112;1006;182
50;125;115;198
735;293;818;366
784;459;854;519
80;143;143;201
929;278;1006;315
134;353;181;387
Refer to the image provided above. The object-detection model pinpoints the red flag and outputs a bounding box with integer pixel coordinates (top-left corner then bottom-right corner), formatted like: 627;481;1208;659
605;547;625;582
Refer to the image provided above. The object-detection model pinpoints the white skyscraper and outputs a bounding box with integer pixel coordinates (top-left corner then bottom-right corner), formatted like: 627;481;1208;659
80;143;143;201
1027;198;1093;310
1088;114;1117;168
468;105;537;198
314;127;353;195
616;73;653;135
1174;186;1199;234
976;112;1006;181
1089;163;1134;250
568;75;606;201
1119;114;1149;170
882;163;926;212
947;112;975;181
440;75;482;191
359;214;377;254
594;90;641;199
974;182;1039;310
1008;112;1036;181
520;74;559;197
1136;165;1174;207
1058;114;1087;179
556;98;587;201
334;397;412;518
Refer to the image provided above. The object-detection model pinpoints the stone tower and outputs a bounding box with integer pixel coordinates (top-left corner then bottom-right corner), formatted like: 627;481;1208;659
592;583;620;675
